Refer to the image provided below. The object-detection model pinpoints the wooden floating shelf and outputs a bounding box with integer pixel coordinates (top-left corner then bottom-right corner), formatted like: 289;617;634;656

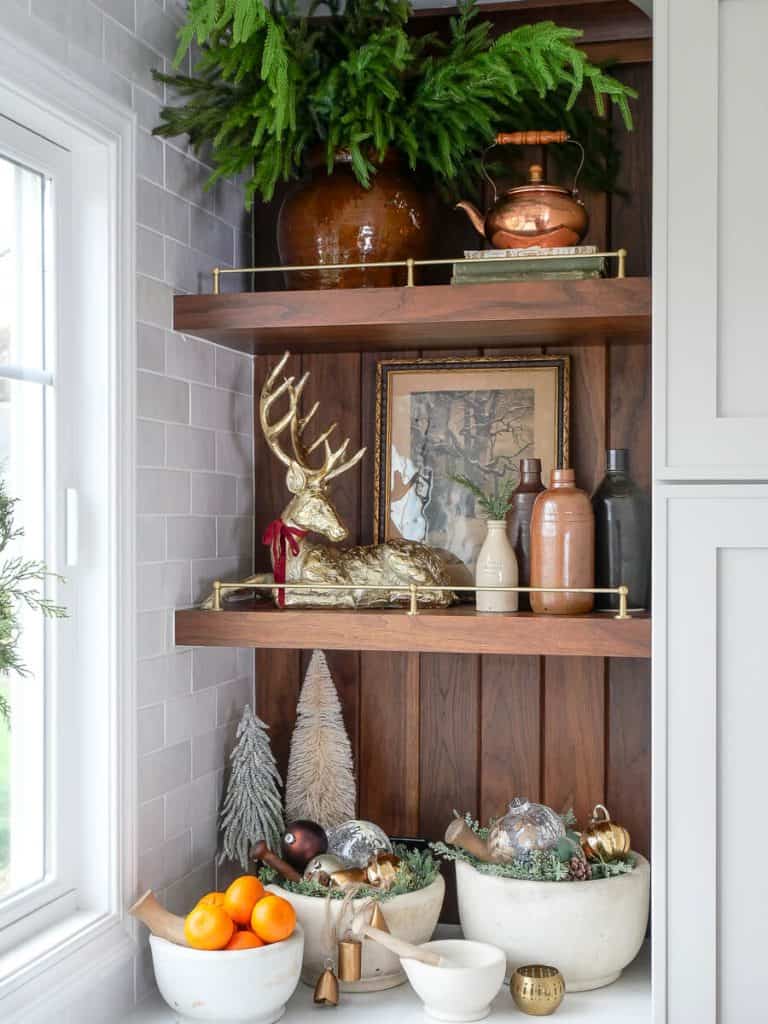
173;277;651;355
174;606;650;659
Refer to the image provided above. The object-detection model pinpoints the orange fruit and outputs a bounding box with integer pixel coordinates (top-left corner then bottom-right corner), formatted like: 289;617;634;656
196;891;226;909
225;930;265;951
184;904;235;950
223;875;266;927
250;894;296;944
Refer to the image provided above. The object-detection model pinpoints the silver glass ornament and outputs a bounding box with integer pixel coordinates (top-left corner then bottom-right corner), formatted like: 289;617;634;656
326;819;393;868
303;853;348;886
487;798;565;861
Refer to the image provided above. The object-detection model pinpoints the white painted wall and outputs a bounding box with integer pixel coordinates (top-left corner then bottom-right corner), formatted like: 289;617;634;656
0;1;255;1015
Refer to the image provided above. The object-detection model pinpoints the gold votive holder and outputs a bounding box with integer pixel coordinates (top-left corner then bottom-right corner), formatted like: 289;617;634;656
511;965;565;1016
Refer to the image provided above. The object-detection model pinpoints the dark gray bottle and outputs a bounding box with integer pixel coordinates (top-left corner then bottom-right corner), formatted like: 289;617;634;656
592;449;650;611
507;458;544;610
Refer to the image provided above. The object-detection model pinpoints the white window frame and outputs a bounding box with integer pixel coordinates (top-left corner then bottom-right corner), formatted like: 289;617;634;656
0;27;136;1021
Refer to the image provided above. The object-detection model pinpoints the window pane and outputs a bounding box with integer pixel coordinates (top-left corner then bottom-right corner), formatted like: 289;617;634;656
0;149;50;903
0;154;46;372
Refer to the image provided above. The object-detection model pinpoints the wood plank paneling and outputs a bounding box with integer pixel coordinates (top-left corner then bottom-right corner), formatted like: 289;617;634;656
359;652;420;837
480;655;542;822
256;649;302;781
543;657;606;826
419;655;480;840
606;658;651;859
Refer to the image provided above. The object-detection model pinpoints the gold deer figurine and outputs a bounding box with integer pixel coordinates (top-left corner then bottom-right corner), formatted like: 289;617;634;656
255;352;453;609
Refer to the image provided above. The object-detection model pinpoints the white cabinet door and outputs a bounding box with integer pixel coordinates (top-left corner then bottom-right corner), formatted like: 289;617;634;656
654;0;768;478
655;486;768;1023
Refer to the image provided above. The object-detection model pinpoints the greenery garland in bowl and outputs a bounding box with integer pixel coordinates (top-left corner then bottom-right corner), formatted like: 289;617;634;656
257;843;439;900
154;0;638;207
431;812;636;882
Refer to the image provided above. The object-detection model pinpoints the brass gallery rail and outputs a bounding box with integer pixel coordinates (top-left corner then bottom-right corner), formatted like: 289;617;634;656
210;580;632;619
209;249;628;293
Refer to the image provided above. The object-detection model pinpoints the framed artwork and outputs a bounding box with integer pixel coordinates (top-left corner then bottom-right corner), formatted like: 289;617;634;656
374;354;570;579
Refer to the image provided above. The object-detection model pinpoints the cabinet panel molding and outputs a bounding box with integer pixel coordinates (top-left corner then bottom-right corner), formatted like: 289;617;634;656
655;486;768;1022
655;0;768;478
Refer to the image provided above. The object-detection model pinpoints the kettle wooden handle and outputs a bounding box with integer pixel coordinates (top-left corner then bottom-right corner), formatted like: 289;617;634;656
250;840;302;882
496;130;569;146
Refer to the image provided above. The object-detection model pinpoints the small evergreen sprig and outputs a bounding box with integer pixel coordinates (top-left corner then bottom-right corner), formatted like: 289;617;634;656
451;474;516;521
0;480;67;723
154;0;637;205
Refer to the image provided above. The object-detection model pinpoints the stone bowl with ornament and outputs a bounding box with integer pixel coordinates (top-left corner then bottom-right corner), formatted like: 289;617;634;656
448;799;650;992
268;875;445;992
455;854;649;991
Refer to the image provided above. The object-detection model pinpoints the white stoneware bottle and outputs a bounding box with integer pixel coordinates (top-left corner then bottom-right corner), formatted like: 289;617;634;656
475;519;519;612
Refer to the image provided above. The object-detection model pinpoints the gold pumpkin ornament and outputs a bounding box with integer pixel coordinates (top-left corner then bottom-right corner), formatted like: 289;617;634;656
580;804;631;862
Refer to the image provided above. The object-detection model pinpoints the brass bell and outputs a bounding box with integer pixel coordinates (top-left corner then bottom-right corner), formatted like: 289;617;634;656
369;902;390;933
313;961;339;1006
580;803;631;862
338;938;362;982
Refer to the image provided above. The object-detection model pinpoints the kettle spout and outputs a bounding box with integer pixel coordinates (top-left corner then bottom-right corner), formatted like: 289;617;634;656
455;200;486;238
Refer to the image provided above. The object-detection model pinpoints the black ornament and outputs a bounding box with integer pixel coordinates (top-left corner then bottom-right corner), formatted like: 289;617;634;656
283;819;328;871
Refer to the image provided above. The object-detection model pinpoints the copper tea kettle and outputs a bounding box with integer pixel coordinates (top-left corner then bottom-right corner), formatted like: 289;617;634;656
456;130;589;249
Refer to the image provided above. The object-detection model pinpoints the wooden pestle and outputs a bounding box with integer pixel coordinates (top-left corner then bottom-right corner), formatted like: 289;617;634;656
129;890;188;946
444;819;495;863
251;840;302;882
361;925;443;967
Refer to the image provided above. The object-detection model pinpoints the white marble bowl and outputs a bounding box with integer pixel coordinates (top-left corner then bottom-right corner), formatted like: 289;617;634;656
401;939;507;1022
149;925;304;1023
268;874;445;992
455;854;650;991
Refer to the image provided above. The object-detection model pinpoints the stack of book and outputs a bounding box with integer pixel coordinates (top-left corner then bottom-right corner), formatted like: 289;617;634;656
451;245;606;285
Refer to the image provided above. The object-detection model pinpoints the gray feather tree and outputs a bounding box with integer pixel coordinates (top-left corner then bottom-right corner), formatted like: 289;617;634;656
285;650;356;829
219;705;284;870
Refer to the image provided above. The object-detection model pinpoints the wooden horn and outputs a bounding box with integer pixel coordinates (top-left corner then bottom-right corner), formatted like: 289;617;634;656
250;840;302;883
444;819;495;863
129;890;188;947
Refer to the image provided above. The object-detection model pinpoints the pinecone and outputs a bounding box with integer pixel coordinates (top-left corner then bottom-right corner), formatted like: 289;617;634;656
567;855;592;881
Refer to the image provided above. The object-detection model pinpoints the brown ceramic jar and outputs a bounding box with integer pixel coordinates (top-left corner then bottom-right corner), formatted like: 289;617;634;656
507;458;545;610
529;468;595;615
276;147;432;289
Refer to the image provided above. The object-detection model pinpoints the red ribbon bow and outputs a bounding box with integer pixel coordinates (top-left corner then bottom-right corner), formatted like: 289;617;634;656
262;519;307;607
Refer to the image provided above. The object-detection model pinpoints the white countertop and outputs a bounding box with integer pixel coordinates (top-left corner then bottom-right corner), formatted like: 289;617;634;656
123;941;650;1023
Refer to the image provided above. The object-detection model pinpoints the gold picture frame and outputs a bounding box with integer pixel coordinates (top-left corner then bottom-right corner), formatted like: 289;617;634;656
373;354;570;578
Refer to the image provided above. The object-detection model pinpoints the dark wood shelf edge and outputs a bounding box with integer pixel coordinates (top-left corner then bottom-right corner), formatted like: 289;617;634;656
174;607;651;659
173;278;651;355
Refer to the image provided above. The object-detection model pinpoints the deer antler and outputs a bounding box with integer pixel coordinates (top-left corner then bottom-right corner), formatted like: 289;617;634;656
260;352;366;485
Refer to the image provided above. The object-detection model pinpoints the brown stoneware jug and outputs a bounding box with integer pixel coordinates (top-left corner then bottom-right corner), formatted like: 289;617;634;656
277;147;432;289
530;468;595;615
507;458;544;609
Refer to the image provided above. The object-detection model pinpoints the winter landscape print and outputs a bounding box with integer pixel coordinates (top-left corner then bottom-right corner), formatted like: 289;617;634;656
377;357;569;577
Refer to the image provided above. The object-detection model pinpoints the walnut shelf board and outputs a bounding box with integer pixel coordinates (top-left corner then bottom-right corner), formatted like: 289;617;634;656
174;606;650;659
173;277;651;355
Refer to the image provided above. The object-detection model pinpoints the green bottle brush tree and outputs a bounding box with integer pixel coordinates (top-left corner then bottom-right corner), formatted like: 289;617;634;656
154;0;637;206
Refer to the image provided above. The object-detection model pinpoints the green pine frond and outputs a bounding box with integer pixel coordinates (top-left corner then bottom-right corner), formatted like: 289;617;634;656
157;0;637;207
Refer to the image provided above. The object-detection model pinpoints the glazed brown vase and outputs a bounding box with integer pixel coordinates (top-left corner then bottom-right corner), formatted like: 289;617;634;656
529;468;595;615
276;148;432;289
507;458;545;610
